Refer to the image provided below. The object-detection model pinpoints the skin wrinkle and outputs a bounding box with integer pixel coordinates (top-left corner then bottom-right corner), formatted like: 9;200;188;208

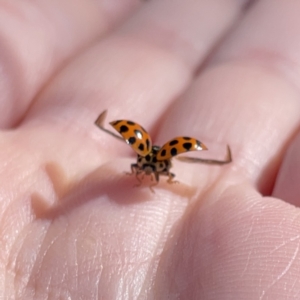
27;224;67;296
80;213;101;290
138;199;176;296
67;235;78;294
161;188;298;298
260;240;300;300
262;213;300;297
290;212;300;228
268;231;300;255
241;247;253;278
121;242;153;296
273;134;300;206
239;212;257;278
1;194;35;263
0;180;31;237
41;274;51;300
290;279;300;298
134;257;155;298
12;226;43;294
154;199;198;296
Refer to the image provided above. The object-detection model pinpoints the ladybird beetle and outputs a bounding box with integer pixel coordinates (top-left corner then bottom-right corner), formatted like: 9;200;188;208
95;110;232;192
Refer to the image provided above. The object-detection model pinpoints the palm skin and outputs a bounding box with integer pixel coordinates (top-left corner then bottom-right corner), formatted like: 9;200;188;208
1;0;300;299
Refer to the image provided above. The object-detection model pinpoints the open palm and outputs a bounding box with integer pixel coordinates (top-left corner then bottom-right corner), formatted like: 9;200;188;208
1;1;300;299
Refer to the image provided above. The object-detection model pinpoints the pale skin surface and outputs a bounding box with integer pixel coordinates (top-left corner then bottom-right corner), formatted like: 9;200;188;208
1;0;300;299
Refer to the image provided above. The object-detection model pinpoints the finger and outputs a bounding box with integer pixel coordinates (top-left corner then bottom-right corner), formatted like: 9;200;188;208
0;0;141;128
117;0;251;69
156;0;300;194
155;182;300;298
273;133;300;206
21;0;250;134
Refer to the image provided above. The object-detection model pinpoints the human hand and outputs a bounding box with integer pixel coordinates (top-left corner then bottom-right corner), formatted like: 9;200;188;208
1;1;300;299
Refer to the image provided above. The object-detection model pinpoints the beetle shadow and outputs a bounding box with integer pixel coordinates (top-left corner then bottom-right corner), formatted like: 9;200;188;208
31;161;154;220
31;160;198;220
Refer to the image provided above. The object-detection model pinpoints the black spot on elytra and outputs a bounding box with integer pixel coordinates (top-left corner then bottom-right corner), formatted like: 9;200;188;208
160;149;166;157
169;139;179;146
120;125;129;133
138;143;144;151
127;121;135;125
171;148;177;156
128;137;136;144
152;157;157;163
183;142;193;150
145;155;151;162
183;137;191;140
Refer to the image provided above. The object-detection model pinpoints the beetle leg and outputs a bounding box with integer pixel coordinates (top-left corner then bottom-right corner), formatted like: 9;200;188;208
166;172;179;184
134;173;143;187
125;163;138;175
125;164;142;187
149;172;160;193
126;164;145;187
